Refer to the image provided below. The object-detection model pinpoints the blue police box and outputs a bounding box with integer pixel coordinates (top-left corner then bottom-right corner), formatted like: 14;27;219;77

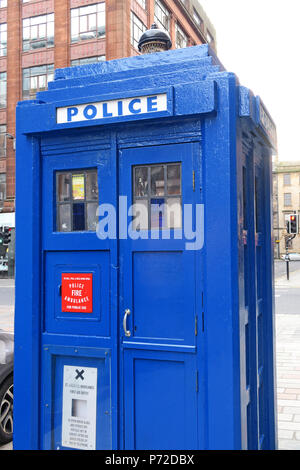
14;45;277;450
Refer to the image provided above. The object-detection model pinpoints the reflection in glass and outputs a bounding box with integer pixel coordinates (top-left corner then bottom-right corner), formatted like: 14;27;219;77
166;197;182;229
151;198;165;229
167;164;181;195
58;174;70;202
151;166;164;196
135;167;148;197
86;172;98;201
87;203;98;231
72;174;85;200
132;199;148;231
58;205;71;232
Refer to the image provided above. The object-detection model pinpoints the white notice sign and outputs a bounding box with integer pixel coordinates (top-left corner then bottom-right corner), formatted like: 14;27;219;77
62;365;97;450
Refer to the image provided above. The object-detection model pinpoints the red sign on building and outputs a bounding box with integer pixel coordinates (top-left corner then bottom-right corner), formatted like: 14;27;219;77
61;273;93;313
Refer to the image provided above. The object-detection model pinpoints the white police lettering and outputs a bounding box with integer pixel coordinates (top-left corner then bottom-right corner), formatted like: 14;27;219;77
57;94;167;124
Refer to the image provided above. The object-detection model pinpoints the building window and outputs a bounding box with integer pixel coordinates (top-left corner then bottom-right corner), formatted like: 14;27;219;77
0;72;6;108
22;64;54;100
71;3;105;44
56;169;99;232
136;0;146;9
193;9;203;29
0;125;6;158
206;30;214;44
133;163;182;230
283;173;291;185
154;0;170;33
0;173;5;207
71;56;105;66
175;23;188;49
23;14;54;51
0;1;7;8
0;23;7;57
131;12;147;50
284;193;292;207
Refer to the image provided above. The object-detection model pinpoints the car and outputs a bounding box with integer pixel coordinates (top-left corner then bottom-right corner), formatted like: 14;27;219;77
280;252;300;261
0;331;13;445
0;260;8;272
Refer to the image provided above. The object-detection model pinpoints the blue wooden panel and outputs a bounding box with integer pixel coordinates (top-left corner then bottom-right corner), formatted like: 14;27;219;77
44;251;110;337
123;350;198;450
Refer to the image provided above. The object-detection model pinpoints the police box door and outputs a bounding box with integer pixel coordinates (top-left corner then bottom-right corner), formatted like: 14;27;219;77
119;142;202;450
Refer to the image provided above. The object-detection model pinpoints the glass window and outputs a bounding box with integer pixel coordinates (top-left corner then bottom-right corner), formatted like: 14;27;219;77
0;72;6;108
0;173;5;207
71;56;105;66
133;163;182;230
23;14;54;51
0;1;7;8
136;0;146;9
131;12;147;50
284;193;292;207
0;23;7;56
193;9;203;28
0;124;6;158
22;64;54;100
283;173;291;185
56;169;99;232
206;30;214;44
175;23;188;49
71;3;105;44
154;0;170;32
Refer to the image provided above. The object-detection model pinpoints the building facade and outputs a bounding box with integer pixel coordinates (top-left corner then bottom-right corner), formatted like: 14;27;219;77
0;0;216;224
273;160;300;257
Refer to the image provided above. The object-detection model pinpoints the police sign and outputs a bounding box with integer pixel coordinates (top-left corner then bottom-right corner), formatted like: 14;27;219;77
57;93;168;124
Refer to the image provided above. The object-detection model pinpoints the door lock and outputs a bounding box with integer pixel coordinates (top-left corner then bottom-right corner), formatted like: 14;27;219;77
123;309;131;337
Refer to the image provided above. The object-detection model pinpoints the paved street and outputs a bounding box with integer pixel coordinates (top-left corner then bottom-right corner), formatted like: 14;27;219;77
0;263;300;450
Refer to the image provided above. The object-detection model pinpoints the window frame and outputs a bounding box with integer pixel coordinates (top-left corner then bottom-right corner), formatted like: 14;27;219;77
70;3;106;44
175;22;188;49
131;11;147;50
284;192;292;207
0;71;6;109
154;0;170;33
22;64;54;100
22;13;54;52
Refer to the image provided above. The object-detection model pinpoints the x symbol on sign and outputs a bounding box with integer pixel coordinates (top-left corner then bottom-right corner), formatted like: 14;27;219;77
75;369;85;381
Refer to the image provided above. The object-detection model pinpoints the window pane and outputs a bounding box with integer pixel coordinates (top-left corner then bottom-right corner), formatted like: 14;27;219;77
73;203;85;231
167;164;181;195
86;172;98;201
58;174;71;202
72;174;85;200
166;197;182;229
58;205;71;232
87;202;98;231
135;167;148;197
151;197;166;229
151;166;164;196
132;199;148;230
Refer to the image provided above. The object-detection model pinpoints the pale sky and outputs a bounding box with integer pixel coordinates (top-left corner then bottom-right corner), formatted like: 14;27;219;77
200;0;300;161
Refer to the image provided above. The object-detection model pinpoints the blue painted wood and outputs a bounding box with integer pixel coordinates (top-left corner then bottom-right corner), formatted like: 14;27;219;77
14;44;277;450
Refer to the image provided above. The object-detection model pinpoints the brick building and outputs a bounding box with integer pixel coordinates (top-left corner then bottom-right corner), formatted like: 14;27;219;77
0;0;216;225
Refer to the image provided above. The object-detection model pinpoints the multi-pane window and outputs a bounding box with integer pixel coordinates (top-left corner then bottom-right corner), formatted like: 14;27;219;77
284;193;292;207
283;173;291;185
131;12;147;50
56;170;99;232
71;3;105;43
23;14;54;51
0;125;6;158
136;0;146;9
206;30;214;44
0;173;6;207
0;1;7;8
22;64;54;100
133;163;182;230
0;72;6;108
0;23;7;57
154;0;170;32
175;23;188;49
71;56;105;66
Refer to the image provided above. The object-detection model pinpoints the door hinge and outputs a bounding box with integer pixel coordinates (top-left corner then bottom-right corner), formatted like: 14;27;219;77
193;170;195;191
196;370;199;393
195;316;198;336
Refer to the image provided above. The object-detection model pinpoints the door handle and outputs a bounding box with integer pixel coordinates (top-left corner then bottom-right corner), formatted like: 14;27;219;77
123;309;131;337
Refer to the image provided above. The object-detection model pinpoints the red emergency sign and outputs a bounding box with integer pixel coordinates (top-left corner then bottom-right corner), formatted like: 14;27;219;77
61;273;93;313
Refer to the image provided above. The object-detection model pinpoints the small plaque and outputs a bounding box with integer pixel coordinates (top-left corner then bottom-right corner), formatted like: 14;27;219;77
61;273;93;313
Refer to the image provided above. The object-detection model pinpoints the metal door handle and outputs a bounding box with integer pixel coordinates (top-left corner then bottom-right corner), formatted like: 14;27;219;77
123;309;131;337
